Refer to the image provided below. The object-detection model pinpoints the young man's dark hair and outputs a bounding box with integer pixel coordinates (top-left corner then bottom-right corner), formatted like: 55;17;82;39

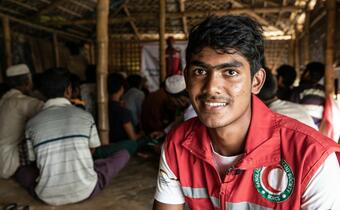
257;67;277;101
185;15;264;76
126;74;143;89
305;61;325;83
276;64;296;87
107;73;126;95
40;68;71;99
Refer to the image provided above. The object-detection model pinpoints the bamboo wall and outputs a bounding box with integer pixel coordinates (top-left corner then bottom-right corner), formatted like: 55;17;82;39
264;40;290;72
109;40;141;75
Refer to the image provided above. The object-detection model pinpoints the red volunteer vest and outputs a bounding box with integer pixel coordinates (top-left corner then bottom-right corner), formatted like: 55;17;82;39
164;95;340;210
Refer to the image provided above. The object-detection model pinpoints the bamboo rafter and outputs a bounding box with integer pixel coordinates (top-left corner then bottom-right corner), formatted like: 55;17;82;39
0;12;90;41
70;0;95;12
230;0;282;31
37;0;69;15
123;5;141;40
7;0;39;11
179;0;188;38
54;5;299;26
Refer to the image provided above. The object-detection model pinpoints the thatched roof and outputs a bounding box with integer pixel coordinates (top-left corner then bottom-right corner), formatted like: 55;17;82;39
0;0;315;41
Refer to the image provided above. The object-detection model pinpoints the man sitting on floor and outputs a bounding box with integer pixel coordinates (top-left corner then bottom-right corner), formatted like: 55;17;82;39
16;68;130;206
258;67;318;130
0;64;43;179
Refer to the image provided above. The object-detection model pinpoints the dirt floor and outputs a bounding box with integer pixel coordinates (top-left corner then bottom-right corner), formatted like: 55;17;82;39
0;156;159;210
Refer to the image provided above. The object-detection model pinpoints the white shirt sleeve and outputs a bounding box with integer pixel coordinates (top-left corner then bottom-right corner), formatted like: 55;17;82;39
25;131;35;162
301;152;340;209
89;122;101;148
154;146;185;204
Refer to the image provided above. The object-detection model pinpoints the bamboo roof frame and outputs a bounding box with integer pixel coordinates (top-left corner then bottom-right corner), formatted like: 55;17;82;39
0;0;310;41
0;12;90;41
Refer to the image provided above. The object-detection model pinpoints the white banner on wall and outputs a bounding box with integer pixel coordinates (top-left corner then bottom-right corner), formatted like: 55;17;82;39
141;41;187;92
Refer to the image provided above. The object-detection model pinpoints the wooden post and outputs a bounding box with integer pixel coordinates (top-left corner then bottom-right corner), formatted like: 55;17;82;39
96;0;109;145
90;41;96;64
52;33;60;67
2;16;12;81
325;0;336;96
303;11;310;64
159;0;166;82
294;30;300;80
288;38;295;66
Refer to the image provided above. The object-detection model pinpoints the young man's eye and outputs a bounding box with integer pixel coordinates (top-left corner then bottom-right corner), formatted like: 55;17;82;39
193;68;207;76
224;70;238;76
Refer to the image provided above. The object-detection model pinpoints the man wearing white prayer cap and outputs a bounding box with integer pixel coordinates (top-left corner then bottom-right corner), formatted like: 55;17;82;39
0;64;44;179
150;75;197;140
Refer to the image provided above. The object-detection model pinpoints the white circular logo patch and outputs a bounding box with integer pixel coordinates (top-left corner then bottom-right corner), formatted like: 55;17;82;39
253;160;295;202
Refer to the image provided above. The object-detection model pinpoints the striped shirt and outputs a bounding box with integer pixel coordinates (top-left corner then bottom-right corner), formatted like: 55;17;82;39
291;83;325;127
25;98;100;205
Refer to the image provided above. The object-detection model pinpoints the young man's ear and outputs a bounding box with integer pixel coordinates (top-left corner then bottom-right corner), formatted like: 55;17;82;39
251;68;266;94
183;66;189;89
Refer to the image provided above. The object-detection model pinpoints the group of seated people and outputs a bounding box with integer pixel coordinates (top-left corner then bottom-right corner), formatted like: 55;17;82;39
0;63;194;206
258;61;329;133
0;60;332;206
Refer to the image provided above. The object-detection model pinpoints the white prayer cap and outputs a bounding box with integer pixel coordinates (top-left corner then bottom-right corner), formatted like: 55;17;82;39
6;64;30;77
165;74;186;94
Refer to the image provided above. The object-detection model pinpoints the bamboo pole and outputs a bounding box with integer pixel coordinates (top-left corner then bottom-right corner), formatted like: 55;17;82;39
179;0;188;38
3;16;12;69
325;0;336;96
96;0;109;145
303;11;310;64
159;0;166;82
294;29;300;80
288;37;295;66
90;41;96;64
52;33;60;67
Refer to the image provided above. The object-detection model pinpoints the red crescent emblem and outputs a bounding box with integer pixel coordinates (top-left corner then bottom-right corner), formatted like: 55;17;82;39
261;165;283;194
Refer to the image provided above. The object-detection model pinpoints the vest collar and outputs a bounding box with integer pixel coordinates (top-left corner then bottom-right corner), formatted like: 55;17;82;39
182;95;281;169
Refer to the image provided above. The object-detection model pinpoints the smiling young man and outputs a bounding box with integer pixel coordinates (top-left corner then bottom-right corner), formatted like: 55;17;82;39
153;16;340;210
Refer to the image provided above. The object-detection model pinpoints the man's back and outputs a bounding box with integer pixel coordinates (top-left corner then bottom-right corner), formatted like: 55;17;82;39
141;88;170;134
291;83;325;128
26;98;100;205
269;99;318;130
123;87;145;128
0;89;42;178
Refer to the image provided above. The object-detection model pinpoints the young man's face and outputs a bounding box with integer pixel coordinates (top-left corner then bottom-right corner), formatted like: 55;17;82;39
185;47;264;129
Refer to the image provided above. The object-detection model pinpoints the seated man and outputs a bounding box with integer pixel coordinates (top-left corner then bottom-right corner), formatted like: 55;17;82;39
258;67;318;130
0;64;43;179
291;62;326;128
275;64;296;100
150;75;197;140
108;73;142;142
16;68;129;206
123;74;145;130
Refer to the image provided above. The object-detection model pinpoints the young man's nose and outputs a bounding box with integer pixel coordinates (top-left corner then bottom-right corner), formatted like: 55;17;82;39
203;71;224;94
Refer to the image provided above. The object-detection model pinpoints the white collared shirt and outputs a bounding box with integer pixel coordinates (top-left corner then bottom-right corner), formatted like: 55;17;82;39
0;89;43;178
25;97;100;205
